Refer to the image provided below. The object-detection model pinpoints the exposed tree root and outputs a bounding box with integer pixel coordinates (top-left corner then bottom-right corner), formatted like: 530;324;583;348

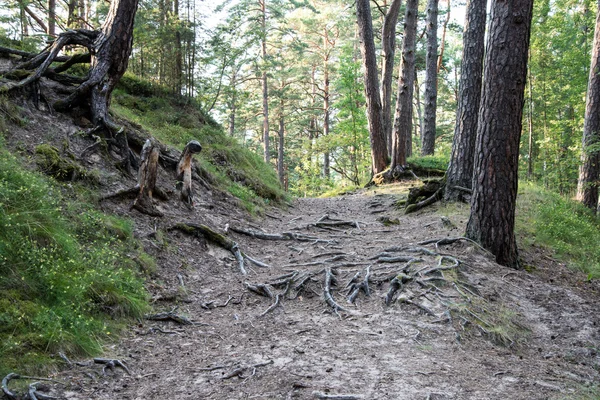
313;391;363;400
2;373;62;400
220;360;274;380
169;223;273;275
228;225;320;242
93;358;131;375
145;309;206;326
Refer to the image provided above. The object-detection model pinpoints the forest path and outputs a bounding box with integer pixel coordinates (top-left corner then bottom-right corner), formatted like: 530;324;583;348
58;186;600;399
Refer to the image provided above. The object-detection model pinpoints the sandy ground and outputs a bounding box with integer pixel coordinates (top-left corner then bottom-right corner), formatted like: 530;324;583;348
48;184;600;400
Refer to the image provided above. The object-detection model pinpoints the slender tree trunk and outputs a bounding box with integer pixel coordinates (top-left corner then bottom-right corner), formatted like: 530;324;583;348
381;0;403;156
390;0;419;172
422;0;438;156
260;0;270;164
357;0;388;175
445;0;487;201
414;75;424;143
437;0;451;74
174;0;183;95
465;0;534;269
323;45;330;178
527;58;534;179
278;100;285;185
577;0;600;212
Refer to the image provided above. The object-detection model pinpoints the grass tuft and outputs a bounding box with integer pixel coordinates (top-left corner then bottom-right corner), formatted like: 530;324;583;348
517;182;600;279
0;142;149;376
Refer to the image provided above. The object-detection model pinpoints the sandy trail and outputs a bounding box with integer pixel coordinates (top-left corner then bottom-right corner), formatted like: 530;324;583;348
54;188;600;400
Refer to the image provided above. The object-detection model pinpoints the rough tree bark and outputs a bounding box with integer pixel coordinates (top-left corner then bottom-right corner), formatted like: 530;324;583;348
380;0;403;156
465;0;534;269
177;140;203;206
357;0;389;175
133;139;162;216
421;0;438;156
444;0;487;202
48;0;56;36
576;0;600;212
390;0;419;174
2;0;140;172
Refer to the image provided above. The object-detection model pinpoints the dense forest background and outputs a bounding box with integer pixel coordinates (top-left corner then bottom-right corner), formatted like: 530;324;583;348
1;0;593;197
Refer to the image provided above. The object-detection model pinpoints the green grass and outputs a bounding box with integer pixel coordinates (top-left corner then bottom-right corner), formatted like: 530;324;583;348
111;74;287;213
0;143;150;376
517;182;600;279
407;154;449;171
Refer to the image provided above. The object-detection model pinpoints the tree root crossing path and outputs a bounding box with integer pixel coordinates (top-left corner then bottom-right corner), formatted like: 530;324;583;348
51;190;599;399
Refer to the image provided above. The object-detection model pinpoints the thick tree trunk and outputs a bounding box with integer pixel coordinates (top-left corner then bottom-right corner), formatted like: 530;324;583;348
465;0;534;269
445;0;487;202
356;0;388;175
577;1;600;212
390;0;419;173
381;0;403;156
421;0;438;156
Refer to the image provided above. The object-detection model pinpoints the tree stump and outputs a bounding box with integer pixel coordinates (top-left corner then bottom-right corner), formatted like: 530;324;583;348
132;139;162;216
177;140;202;207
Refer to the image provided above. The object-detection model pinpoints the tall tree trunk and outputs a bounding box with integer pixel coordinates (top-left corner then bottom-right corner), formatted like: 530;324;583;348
465;0;534;269
527;57;534;179
437;0;451;74
445;0;487;202
577;0;600;212
260;0;270;164
323;42;330;179
174;0;183;95
381;0;403;156
278;100;285;185
390;0;419;173
421;0;438;156
356;0;388;175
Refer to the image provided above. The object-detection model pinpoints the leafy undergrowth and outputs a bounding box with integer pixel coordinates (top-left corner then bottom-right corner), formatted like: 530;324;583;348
0;143;150;376
111;74;287;213
517;182;600;279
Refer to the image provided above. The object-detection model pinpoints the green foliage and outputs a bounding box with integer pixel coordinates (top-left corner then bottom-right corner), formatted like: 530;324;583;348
526;0;595;193
0;144;149;375
517;182;600;279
